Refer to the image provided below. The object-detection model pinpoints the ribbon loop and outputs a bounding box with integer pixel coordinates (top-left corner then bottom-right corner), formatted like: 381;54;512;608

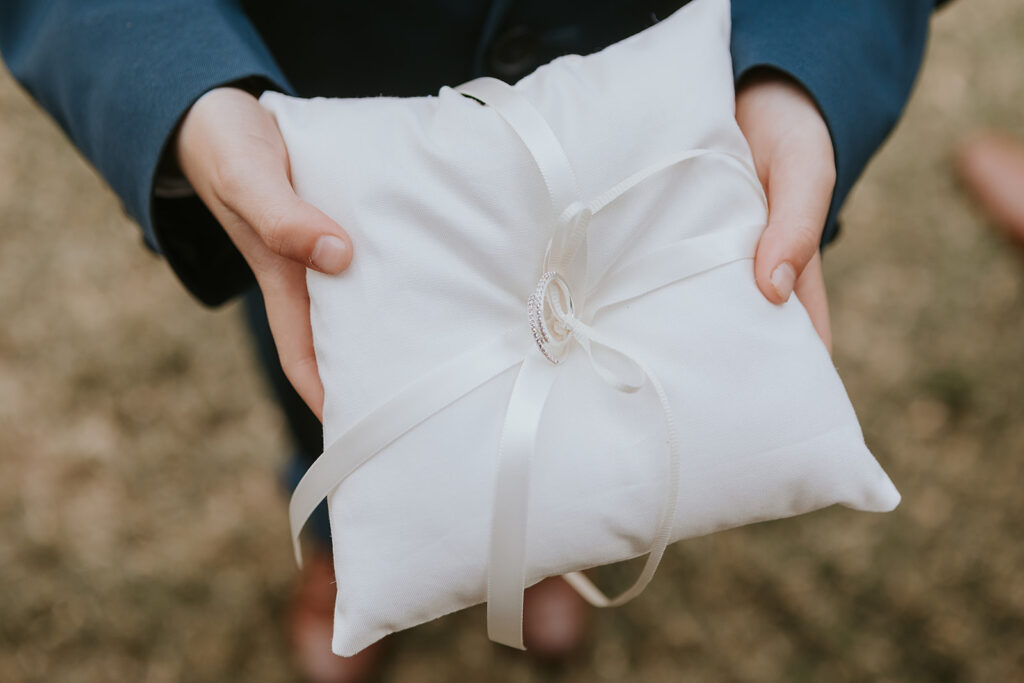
547;200;593;275
568;321;647;395
464;76;699;649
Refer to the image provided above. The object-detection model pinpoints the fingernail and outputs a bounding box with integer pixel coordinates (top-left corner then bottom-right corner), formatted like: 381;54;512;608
770;262;796;302
311;235;349;274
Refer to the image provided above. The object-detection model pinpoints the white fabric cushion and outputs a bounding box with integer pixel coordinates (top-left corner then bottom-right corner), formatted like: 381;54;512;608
260;0;899;657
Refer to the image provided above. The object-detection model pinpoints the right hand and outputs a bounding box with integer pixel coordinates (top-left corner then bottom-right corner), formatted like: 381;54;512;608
175;86;353;420
735;70;836;352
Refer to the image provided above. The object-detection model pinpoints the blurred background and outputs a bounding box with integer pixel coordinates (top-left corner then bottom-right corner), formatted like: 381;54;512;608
1;1;1022;681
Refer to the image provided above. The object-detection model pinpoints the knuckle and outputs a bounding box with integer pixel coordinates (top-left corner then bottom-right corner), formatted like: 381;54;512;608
776;129;836;192
288;352;318;376
257;209;291;255
789;221;823;259
280;350;318;394
254;250;291;280
212;160;246;202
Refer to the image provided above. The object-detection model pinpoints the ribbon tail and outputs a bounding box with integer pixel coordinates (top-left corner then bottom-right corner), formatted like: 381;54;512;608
486;350;560;649
289;326;527;569
559;329;682;610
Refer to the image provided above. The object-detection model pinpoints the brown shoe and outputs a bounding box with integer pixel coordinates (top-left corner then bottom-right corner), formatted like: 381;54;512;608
522;576;590;660
955;130;1024;245
286;547;388;683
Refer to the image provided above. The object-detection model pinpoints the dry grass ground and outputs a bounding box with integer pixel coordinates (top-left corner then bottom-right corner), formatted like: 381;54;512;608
1;2;1023;681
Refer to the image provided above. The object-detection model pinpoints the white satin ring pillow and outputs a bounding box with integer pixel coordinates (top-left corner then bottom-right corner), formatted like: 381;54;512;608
260;0;899;656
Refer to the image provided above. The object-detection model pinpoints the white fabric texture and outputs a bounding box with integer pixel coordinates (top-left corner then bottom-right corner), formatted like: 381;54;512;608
259;0;900;657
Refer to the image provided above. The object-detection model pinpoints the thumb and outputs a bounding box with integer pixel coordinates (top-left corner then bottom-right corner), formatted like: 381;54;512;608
754;143;836;304
218;161;353;275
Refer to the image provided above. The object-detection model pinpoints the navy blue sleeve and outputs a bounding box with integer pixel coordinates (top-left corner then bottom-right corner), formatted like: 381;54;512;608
0;1;937;305
0;1;293;305
730;0;934;246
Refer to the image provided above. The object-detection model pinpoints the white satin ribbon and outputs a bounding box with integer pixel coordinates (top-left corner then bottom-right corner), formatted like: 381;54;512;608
288;76;768;650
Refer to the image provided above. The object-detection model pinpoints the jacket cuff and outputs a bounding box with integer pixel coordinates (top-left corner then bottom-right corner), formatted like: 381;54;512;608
730;0;932;246
149;72;292;306
145;68;296;306
2;1;295;306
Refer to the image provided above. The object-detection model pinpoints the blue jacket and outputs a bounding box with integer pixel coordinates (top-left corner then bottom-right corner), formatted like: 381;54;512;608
0;1;936;306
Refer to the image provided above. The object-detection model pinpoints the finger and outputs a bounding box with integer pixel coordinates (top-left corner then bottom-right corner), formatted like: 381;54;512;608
215;154;353;275
955;131;1024;243
793;252;832;354
754;141;836;304
208;202;326;418
257;259;325;421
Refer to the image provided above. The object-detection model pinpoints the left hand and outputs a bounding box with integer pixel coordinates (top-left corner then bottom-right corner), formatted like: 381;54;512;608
175;87;355;419
735;68;836;352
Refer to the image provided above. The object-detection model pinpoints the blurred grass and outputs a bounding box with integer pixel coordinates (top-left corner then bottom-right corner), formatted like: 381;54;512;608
1;1;1023;681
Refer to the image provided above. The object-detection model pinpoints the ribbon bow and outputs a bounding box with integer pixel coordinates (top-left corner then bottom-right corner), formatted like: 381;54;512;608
288;77;768;650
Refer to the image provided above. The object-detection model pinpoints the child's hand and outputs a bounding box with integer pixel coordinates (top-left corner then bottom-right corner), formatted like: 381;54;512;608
736;69;835;352
172;72;835;420
175;86;354;419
